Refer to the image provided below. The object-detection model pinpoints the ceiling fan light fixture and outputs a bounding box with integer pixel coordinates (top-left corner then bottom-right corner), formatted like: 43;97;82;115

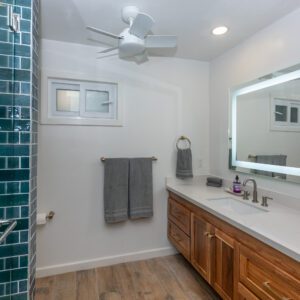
212;26;228;35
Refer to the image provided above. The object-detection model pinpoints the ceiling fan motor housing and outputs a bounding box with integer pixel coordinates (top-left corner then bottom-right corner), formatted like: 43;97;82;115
119;28;145;57
122;6;139;24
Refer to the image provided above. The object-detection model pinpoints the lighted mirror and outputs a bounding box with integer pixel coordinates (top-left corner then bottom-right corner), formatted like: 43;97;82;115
229;64;300;184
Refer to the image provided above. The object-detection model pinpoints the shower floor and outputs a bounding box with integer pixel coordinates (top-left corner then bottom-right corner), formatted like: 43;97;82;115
35;254;219;299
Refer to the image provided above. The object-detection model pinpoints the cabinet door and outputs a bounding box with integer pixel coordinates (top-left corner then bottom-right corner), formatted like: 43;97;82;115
213;228;235;300
191;213;214;283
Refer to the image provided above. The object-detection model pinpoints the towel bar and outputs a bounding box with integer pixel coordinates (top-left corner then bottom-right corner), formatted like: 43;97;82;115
100;156;158;162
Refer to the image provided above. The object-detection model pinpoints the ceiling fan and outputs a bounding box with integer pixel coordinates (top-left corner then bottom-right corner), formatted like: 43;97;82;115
87;6;177;63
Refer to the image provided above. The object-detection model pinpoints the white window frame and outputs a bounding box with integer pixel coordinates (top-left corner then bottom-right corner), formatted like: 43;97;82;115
270;97;300;132
41;71;123;126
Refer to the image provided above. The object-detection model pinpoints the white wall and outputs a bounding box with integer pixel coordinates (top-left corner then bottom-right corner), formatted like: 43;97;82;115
210;7;300;195
37;39;210;275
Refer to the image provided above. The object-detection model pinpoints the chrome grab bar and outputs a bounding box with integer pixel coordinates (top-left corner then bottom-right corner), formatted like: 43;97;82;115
0;219;17;244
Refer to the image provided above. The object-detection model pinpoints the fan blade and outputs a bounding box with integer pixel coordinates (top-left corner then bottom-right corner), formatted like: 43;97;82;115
134;51;149;64
98;47;119;54
129;13;154;39
86;26;121;40
145;35;177;48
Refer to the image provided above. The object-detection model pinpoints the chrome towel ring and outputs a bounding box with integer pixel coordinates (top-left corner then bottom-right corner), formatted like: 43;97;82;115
176;135;191;150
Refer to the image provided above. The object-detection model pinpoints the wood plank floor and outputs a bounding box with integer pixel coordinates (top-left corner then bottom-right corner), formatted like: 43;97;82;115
35;254;220;300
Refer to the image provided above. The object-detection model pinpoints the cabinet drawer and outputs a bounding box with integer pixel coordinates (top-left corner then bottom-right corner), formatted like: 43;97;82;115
168;221;190;260
239;244;300;300
168;197;190;236
238;283;259;300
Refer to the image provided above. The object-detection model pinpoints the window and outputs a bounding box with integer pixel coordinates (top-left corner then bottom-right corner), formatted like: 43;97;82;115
41;76;122;126
271;98;300;131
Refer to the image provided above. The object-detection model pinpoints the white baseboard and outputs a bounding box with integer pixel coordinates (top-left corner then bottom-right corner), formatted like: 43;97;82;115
36;246;177;278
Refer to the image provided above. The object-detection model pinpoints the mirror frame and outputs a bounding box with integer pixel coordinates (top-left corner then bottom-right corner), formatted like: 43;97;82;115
230;67;300;177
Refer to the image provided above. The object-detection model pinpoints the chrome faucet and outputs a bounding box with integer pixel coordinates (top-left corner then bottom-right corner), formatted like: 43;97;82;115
242;178;258;203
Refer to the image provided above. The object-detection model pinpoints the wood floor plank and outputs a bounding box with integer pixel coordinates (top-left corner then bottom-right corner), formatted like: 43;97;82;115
53;272;76;300
147;257;189;300
95;265;122;300
127;260;169;300
76;269;99;300
35;276;55;300
165;255;220;300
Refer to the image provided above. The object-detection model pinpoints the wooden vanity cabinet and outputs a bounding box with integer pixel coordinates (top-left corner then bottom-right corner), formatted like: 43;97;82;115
167;192;300;300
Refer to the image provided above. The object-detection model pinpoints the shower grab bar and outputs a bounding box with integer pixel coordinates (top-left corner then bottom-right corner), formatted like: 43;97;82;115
0;219;17;244
0;2;20;32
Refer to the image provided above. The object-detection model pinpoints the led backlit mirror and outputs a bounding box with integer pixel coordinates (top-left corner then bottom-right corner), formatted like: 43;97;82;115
229;64;300;183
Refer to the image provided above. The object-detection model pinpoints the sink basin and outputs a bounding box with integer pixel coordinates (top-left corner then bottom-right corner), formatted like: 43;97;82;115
207;197;268;215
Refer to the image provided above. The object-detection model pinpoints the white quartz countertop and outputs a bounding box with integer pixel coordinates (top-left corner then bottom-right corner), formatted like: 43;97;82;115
166;177;300;262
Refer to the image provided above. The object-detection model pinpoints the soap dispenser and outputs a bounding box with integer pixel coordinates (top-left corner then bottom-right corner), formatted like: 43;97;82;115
233;175;241;193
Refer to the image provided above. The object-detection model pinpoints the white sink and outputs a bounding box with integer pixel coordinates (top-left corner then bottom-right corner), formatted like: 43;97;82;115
207;197;268;215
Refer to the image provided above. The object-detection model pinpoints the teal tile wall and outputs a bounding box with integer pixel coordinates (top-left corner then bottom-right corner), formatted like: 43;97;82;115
0;0;39;299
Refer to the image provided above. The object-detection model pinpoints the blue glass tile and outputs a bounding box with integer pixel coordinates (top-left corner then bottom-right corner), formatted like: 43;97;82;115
0;169;30;182
15;45;30;58
0;55;8;67
21;58;30;70
8;56;20;69
18;280;27;292
5;282;11;294
8;132;20;144
0;107;6;118
6;182;20;194
20;231;28;243
3;231;19;245
21;83;30;95
0;133;6;143
5;257;19;270
11;281;18;294
21;206;28;218
21;157;29;169
20;133;30;144
12;292;28;300
0;208;4;218
15;0;31;7
7;157;19;169
19;256;27;268
14;70;30;82
13;6;21;14
0;68;12;80
0;194;28;206
20;20;30;33
0;119;13;131
0;6;7;16
14;120;30;132
0;29;7;42
0;158;5;169
0;145;29;156
21;33;30;45
22;8;31;20
0;42;13;56
20;182;29;193
8;107;21;119
0;283;4;296
0;183;5;194
5;207;20;218
11;268;28;281
0;271;10;284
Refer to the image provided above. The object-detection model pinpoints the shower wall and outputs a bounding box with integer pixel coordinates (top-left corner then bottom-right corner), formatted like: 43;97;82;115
0;0;39;299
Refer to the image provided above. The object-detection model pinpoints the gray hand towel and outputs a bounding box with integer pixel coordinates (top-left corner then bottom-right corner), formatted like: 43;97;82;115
104;158;129;223
176;148;193;179
129;158;153;219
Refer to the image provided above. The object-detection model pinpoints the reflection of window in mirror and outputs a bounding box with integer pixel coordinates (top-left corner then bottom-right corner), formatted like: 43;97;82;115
271;98;300;131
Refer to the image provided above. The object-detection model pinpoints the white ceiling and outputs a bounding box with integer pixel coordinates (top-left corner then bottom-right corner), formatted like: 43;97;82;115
41;0;300;61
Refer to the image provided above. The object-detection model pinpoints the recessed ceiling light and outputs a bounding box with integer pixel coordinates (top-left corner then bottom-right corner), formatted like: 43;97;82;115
212;26;228;35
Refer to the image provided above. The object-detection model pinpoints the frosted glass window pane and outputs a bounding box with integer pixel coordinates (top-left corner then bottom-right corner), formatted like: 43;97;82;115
275;105;287;122
85;90;109;113
56;90;80;112
290;107;298;123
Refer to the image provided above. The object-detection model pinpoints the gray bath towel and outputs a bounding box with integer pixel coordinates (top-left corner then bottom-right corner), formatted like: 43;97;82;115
104;158;129;223
176;148;193;179
129;158;153;219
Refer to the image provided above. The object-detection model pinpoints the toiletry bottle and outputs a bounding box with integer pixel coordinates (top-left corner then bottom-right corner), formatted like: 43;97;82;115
233;175;241;193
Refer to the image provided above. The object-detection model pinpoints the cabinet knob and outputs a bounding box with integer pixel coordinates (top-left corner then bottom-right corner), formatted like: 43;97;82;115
204;232;215;239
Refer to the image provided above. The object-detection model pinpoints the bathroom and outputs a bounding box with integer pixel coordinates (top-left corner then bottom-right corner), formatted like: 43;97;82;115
0;0;299;299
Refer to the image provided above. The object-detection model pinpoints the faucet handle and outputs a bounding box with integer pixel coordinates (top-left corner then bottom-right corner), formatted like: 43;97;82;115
261;196;273;207
243;191;250;200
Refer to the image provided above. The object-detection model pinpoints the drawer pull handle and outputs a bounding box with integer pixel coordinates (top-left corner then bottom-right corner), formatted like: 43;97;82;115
204;232;215;239
263;281;291;300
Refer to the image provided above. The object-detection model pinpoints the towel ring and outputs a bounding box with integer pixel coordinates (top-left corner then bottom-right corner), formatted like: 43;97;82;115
176;135;191;150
